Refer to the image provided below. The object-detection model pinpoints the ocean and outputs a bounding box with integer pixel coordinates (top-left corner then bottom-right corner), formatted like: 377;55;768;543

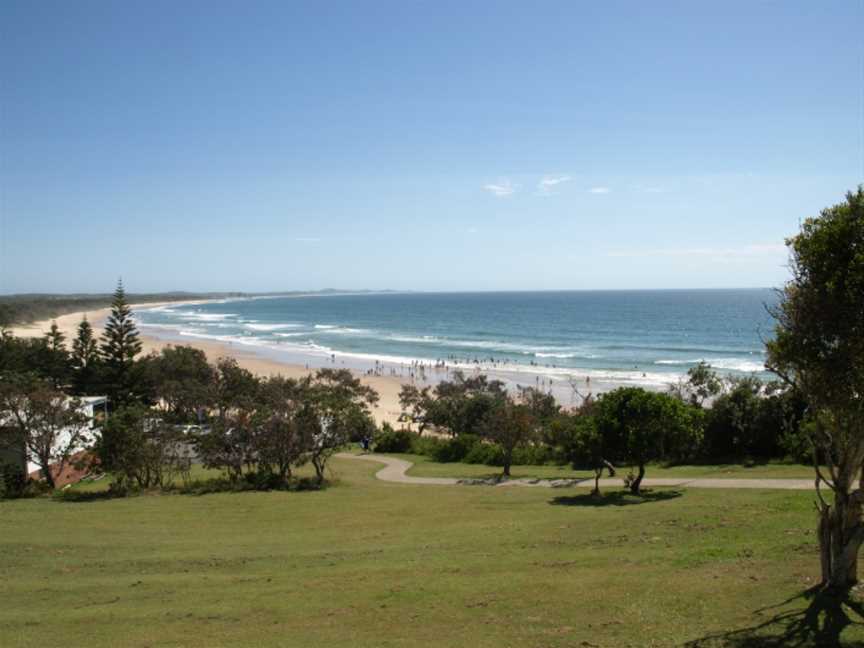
135;290;777;397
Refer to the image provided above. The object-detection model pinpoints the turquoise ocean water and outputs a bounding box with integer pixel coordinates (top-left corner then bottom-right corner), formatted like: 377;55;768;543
136;290;776;394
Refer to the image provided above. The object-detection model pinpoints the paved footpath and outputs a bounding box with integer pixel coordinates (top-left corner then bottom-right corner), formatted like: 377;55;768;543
336;453;819;490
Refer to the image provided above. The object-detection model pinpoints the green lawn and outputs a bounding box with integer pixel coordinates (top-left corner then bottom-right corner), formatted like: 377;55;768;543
391;452;818;480
1;456;860;647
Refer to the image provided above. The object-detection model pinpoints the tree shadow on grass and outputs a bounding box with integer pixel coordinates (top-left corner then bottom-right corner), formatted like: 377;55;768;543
549;489;683;507
684;587;864;647
51;489;129;503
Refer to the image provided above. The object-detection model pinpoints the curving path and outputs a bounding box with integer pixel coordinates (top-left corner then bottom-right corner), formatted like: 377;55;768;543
335;453;819;490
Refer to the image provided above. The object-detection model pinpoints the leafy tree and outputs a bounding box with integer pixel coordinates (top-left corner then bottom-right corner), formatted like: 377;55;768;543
70;317;101;395
197;408;260;483
703;376;764;458
594;387;700;494
766;186;864;590
480;399;536;477
0;334;58;383
301;369;379;483
404;371;507;437
145;345;215;423
398;384;432;432
0;377;91;489
518;386;560;424
210;357;260;421
96;406;191;491
99;281;143;405
256;376;307;483
670;361;726;407
196;369;378;487
566;415;607;495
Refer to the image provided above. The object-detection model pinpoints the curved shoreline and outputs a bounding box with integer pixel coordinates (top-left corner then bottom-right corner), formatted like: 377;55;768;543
9;302;409;428
337;453;818;490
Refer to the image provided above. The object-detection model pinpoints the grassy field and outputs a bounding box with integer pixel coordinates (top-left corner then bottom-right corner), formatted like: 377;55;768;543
1;456;861;647
393;453;819;481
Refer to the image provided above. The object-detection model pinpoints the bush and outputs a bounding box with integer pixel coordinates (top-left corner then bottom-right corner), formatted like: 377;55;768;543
374;428;415;453
406;434;437;455
512;444;554;466
0;462;27;499
464;441;504;465
181;474;325;495
432;434;481;462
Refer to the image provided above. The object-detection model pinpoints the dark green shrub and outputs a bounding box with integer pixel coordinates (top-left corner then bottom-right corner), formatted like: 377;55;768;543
410;434;444;456
0;462;27;499
464;442;504;465
512;444;554;466
374;428;415;453
432;434;480;462
244;470;283;490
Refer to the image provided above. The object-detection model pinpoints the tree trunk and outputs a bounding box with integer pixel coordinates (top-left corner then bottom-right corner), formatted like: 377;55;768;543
312;455;325;484
629;464;645;495
818;488;864;590
592;468;601;496
36;452;56;490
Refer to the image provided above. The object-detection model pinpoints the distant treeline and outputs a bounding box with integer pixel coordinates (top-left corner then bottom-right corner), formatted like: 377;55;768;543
0;293;246;327
0;289;400;328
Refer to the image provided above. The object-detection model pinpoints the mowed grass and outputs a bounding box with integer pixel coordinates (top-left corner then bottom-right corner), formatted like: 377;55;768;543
1;456;861;647
395;453;818;480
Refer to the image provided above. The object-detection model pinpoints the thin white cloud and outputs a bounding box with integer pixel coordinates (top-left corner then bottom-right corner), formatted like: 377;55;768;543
633;184;665;194
293;237;321;242
466;226;479;234
483;179;517;197
608;243;786;258
588;186;611;194
536;175;571;196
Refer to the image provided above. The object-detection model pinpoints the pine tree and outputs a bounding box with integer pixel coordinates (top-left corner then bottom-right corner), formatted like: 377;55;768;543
71;317;98;371
43;320;70;388
70;316;102;395
100;280;142;368
44;321;66;352
99;280;143;405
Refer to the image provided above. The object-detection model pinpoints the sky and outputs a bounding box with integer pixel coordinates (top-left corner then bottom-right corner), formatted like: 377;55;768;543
1;0;862;294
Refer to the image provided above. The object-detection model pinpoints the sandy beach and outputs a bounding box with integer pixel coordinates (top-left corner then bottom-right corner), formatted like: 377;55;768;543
9;302;409;427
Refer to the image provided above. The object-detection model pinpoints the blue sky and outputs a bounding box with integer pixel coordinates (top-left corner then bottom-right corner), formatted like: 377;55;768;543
1;0;862;293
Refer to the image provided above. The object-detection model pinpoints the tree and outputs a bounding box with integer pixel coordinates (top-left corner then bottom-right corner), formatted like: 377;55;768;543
398;384;432;432
0;377;91;490
99;280;143;405
210;357;260;421
197;407;259;483
670;361;725;407
96;406;191;491
70;317;101;395
40;321;71;388
256;376;308;483
407;371;507;437
703;376;764;459
146;345;215;422
518;386;560;424
565;415;607;495
594;387;700;494
44;321;65;352
301;369;379;483
0;335;60;383
766;186;864;590
480;399;536;477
